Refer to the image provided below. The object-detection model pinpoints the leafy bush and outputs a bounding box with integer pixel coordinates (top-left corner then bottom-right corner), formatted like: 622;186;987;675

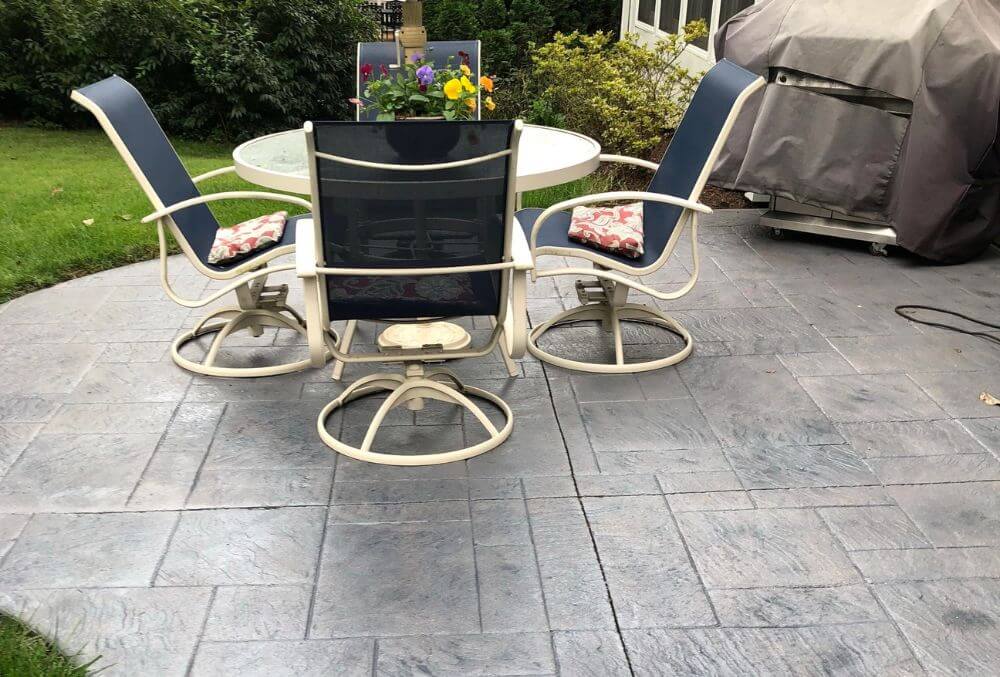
424;0;620;78
0;0;376;140
530;25;706;159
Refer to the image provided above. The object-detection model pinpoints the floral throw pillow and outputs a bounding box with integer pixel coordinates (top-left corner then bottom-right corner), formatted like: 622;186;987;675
207;211;288;265
568;202;644;259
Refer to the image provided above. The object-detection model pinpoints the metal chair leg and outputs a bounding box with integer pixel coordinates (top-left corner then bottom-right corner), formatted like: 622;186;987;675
527;301;693;374
317;364;512;466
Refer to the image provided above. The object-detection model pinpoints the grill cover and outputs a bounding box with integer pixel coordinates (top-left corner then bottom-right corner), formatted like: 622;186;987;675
711;0;1000;262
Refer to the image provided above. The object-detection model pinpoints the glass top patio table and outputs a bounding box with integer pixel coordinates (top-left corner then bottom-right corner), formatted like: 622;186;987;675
232;124;601;195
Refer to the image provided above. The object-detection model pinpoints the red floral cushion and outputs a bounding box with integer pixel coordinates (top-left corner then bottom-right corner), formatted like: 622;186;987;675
568;202;644;259
207;211;288;265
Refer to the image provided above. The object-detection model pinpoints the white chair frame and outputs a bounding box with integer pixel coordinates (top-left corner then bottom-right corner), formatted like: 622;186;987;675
523;77;765;373
71;88;338;378
297;120;532;465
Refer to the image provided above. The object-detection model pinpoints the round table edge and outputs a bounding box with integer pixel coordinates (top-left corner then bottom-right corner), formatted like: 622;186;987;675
232;124;602;195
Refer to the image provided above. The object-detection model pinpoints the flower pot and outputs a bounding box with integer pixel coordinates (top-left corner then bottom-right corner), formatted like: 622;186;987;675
385;117;461;162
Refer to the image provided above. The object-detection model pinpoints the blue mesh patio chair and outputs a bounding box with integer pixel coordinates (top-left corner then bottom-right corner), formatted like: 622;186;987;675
334;40;484;380
516;59;765;373
71;76;337;377
296;119;532;465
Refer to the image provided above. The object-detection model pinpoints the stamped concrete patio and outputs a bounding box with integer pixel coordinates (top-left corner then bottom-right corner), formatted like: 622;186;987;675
1;209;999;675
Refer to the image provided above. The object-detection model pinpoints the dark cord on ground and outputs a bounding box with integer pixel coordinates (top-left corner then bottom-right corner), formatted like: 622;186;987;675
895;304;1000;346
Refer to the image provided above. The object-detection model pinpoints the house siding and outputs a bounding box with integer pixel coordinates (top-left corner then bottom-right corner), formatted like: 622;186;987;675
620;0;760;72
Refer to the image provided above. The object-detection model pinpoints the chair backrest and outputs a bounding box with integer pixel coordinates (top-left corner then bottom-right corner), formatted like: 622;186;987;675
644;59;764;258
356;41;482;121
71;76;220;265
306;120;518;322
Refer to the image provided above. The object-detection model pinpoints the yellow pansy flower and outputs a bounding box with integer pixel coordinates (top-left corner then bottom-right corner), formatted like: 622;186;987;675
444;78;462;100
460;64;472;77
485;96;496;111
460;76;476;93
466;98;477;111
479;76;494;93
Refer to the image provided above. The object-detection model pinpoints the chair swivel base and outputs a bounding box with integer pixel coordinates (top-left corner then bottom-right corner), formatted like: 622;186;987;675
317;322;512;466
173;304;338;378
527;302;693;374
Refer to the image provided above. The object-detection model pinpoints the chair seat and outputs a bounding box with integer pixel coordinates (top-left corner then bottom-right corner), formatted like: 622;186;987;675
326;271;500;321
202;213;307;273
516;208;670;269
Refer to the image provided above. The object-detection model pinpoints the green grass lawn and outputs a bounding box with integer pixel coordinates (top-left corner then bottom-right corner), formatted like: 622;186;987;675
0;125;293;303
0;124;609;304
0;614;96;676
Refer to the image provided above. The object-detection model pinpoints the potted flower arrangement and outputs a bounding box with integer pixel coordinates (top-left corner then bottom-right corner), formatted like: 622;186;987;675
353;51;496;121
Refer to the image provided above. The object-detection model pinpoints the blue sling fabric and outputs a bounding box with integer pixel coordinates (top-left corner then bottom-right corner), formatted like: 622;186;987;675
518;59;760;268
357;41;482;121
74;76;230;268
76;76;299;272
310;120;514;322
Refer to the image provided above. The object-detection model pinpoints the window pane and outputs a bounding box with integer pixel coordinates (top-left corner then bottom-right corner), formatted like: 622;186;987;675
719;0;754;25
658;0;680;33
685;0;712;49
637;0;655;25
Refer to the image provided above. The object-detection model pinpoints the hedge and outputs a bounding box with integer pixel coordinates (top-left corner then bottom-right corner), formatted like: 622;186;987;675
0;0;377;140
424;0;620;77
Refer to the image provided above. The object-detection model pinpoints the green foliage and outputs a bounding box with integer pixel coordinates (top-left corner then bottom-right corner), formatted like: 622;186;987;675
0;0;377;140
423;0;620;78
0;125;302;303
0;614;97;677
361;55;485;120
531;25;707;159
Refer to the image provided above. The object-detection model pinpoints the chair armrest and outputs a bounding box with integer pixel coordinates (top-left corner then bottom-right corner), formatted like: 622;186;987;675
141;191;312;223
191;166;237;184
528;190;712;253
295;218;319;278
599;154;660;172
510;219;534;271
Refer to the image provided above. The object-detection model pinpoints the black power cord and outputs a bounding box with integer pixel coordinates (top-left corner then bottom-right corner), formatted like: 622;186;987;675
895;304;1000;345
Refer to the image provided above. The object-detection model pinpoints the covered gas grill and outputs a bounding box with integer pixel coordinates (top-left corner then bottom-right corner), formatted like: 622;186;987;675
711;0;1000;262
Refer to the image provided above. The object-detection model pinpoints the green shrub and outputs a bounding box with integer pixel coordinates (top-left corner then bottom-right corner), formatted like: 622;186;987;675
423;0;620;78
0;0;376;140
530;25;706;159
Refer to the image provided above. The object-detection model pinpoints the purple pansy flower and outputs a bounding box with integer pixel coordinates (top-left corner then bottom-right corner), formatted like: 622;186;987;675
416;65;434;86
409;52;423;63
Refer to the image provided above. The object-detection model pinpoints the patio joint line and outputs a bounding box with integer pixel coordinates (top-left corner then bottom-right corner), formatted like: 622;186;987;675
468;480;485;634
148;401;228;586
814;506;929;673
125;396;190;507
718;446;757;508
657;482;722;627
150;510;184;587
556;367;602;473
183;585;217;677
519;479;556;656
956;419;1000;463
539;362;636;677
0;415;56;486
304;452;339;640
179;402;229;508
0;512;35;570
